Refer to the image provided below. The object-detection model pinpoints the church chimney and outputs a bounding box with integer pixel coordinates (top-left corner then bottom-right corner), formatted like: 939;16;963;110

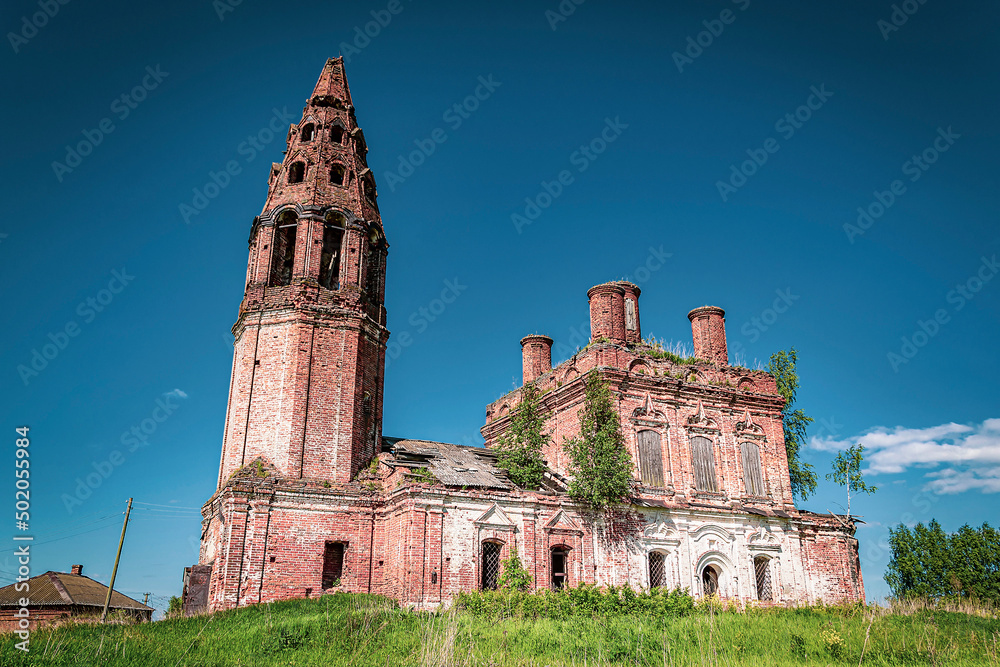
587;283;626;343
520;335;553;385
688;306;728;365
71;564;83;575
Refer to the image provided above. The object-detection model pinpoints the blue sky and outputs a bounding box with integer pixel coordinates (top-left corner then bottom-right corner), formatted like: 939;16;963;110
1;0;997;613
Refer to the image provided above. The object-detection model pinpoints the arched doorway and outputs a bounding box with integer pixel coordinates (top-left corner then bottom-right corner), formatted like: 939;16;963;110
702;565;719;596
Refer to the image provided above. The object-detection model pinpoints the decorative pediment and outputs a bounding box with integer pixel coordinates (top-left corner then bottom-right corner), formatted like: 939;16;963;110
748;526;782;552
691;524;735;544
643;517;680;546
632;393;665;421
544;509;582;534
474;503;515;531
686;400;719;429
735;408;765;435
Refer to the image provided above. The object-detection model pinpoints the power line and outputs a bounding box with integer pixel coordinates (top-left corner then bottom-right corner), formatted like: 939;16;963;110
133;502;203;510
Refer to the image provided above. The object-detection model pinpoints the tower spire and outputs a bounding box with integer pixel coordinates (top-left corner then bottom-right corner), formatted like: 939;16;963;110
217;59;389;487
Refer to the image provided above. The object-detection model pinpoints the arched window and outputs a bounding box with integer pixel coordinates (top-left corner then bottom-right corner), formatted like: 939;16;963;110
330;164;345;186
690;436;718;492
648;552;666;588
331;125;345;144
288;162;305;184
754;556;772;601
550;546;570;590
481;541;501;590
319;224;343;290
300;124;315;142
740;442;765;496
363;175;376;202
702;565;719;596
637;430;664;487
270;212;297;286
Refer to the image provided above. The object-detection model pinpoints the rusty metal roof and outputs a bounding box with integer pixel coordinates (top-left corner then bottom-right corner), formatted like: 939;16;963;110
387;439;513;490
0;571;152;610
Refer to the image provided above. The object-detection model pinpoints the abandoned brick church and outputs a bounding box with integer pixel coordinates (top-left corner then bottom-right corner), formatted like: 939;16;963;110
182;58;864;614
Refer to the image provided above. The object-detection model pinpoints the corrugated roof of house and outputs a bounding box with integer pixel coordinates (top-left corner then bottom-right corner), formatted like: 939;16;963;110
0;571;152;611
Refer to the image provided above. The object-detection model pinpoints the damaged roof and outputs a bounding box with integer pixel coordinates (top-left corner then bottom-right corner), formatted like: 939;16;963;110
384;438;513;490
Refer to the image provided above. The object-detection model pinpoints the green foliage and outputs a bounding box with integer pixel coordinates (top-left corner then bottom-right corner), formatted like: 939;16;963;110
407;467;436;484
3;592;998;666
886;520;1000;604
455;584;695;619
497;547;533;591
562;372;634;509
767;348;817;500
641;336;700;364
825;444;877;515
494;383;549;489
166;595;183;619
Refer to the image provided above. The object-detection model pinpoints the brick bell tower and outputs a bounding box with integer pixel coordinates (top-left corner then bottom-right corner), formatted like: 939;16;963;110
217;57;388;486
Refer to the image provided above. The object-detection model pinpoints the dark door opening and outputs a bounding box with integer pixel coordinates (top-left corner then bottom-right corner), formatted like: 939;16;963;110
551;548;568;590
702;565;719;596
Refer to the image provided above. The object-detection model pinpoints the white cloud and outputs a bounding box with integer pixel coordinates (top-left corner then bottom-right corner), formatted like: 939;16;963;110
810;418;1000;494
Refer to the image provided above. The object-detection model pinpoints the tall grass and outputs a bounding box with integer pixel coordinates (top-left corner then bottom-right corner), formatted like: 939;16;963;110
2;591;997;666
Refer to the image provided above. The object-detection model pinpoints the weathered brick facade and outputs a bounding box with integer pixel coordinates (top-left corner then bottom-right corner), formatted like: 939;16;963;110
191;59;864;614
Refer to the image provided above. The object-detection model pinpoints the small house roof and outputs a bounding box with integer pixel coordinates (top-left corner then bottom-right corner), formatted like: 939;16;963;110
0;571;152;611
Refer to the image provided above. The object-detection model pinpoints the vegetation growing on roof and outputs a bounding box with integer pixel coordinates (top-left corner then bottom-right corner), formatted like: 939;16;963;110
493;383;548;490
768;348;817;501
563;372;634;509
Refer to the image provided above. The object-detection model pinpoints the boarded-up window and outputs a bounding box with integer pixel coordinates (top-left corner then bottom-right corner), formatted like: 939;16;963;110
690;436;717;492
481;542;500;590
322;542;344;588
741;442;765;496
754;556;772;601
637;430;665;487
625;299;637;331
648;552;666;588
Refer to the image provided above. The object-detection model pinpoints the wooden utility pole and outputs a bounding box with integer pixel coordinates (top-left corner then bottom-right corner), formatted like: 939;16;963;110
142;592;150;606
101;497;133;622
